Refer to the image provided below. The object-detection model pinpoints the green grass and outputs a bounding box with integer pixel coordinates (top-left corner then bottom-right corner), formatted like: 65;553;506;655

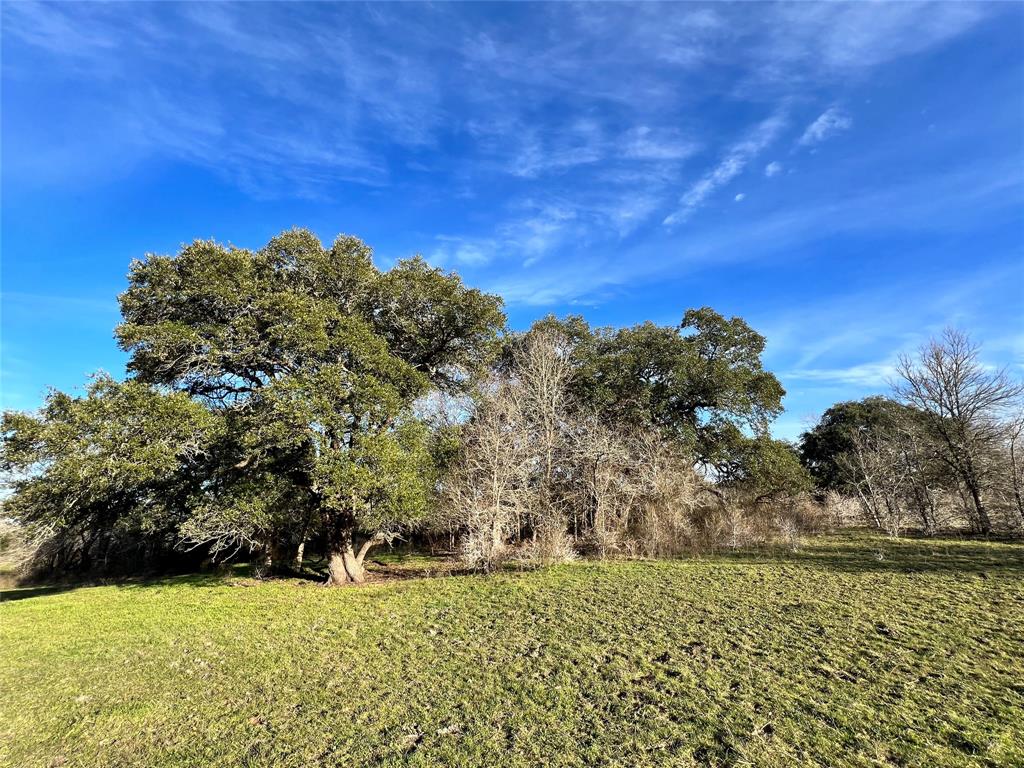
2;533;1022;768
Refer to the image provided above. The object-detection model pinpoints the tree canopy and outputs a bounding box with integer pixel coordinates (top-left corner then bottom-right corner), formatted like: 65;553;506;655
1;227;830;582
117;229;504;583
0;229;506;583
528;307;785;472
798;396;923;492
0;375;215;572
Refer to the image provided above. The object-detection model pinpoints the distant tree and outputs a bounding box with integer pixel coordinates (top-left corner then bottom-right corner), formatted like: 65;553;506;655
799;397;924;492
801;396;962;534
530;307;785;471
0;376;215;573
894;329;1024;534
117;228;505;583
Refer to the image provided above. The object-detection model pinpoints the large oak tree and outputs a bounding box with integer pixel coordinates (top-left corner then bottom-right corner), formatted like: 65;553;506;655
117;228;505;583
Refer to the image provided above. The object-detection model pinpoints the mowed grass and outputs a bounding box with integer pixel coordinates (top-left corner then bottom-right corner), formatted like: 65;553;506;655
1;534;1022;768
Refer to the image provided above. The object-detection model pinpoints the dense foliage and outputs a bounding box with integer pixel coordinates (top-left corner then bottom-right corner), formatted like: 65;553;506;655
3;229;505;583
0;376;216;572
4;228;1018;585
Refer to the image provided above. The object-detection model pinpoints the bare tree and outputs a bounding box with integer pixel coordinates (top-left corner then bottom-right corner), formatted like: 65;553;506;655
566;414;633;555
838;427;913;536
894;329;1024;534
512;329;576;546
565;417;701;557
442;327;832;565
1007;413;1024;527
439;378;530;569
440;331;578;568
889;414;952;534
628;429;703;555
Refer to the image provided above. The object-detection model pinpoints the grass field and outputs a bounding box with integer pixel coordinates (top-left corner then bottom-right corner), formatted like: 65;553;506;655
1;533;1022;768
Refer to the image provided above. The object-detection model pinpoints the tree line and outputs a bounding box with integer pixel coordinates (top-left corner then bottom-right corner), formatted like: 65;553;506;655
1;229;1020;583
800;329;1024;537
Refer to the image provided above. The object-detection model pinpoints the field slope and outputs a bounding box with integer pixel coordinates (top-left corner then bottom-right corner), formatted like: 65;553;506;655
2;534;1022;767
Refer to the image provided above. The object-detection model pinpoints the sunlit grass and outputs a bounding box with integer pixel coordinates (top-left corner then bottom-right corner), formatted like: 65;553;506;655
2;533;1022;767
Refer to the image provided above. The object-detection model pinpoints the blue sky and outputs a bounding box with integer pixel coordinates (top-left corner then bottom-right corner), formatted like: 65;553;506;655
2;1;1022;439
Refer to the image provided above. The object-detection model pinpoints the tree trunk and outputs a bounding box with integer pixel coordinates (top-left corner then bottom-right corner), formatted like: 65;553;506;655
326;533;365;585
490;516;504;566
325;527;387;586
262;537;292;576
967;482;992;534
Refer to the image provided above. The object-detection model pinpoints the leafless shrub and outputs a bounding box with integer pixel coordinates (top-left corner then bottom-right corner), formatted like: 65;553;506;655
569;419;705;557
0;518;65;580
697;489;755;548
983;411;1024;533
787;493;830;534
628;432;702;556
0;518;40;578
513;526;579;566
823;490;858;530
1008;413;1024;527
438;378;530;571
566;416;624;550
777;517;801;551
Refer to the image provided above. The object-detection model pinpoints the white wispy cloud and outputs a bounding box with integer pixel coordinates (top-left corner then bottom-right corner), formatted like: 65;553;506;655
487;262;621;307
3;2;442;193
495;122;698;179
782;360;898;388
428;202;582;271
621;127;700;162
491;159;1023;307
663;111;787;226
766;2;987;76
798;106;852;147
430;236;498;268
504;204;579;265
764;161;783;177
2;0;994;206
598;195;663;237
507;122;606;178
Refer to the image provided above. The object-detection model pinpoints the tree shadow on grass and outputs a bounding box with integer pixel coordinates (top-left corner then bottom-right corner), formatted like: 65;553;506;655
717;533;1024;577
0;583;82;602
0;570;242;602
5;533;1022;602
0;560;323;601
0;557;471;601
